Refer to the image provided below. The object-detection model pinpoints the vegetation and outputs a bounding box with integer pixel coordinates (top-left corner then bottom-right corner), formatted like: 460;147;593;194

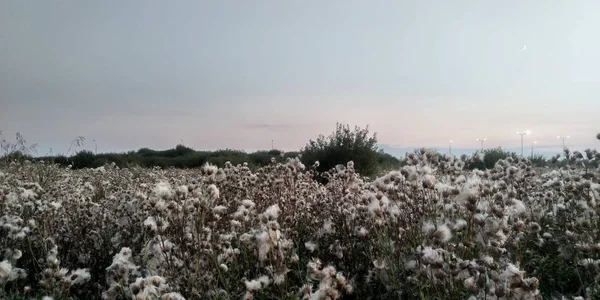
1;147;600;299
299;123;398;179
2;125;403;177
2;129;600;299
465;147;519;170
4;130;600;175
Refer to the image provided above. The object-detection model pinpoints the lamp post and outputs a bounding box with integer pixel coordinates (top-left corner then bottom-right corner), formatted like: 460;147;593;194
517;131;530;157
557;135;569;149
93;139;97;154
531;141;537;158
449;140;453;155
476;138;486;151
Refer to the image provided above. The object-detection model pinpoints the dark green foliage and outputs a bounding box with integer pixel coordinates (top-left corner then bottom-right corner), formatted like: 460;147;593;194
377;149;405;173
300;123;382;177
466;147;519;170
70;150;99;169
530;154;548;168
0;150;33;163
35;147;290;170
2;126;401;172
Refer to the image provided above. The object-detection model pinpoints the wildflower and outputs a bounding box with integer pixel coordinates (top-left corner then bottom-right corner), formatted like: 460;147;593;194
373;259;387;269
463;276;478;292
432;224;452;243
273;268;288;285
202;162;218;175
161;292;186;300
153;181;173;199
454;219;467;231
207;184;220;200
367;197;381;216
358;227;369;237
0;260;12;281
405;260;418;270
241;199;255;208
422;221;435;234
290;253;299;263
212;205;228;214
422;174;436;189
245;275;270;291
421;247;443;265
65;268;91;286
305;241;318;252
256;231;271;261
143;216;158;231
12;249;22;260
219;264;228;272
263;204;280;219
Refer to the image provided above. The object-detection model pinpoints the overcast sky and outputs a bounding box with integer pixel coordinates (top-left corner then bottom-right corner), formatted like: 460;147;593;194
1;0;599;155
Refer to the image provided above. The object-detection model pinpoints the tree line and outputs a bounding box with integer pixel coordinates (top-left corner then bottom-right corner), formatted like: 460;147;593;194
2;127;599;177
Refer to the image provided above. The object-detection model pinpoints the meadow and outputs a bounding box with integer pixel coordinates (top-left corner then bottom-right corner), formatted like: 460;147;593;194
1;146;600;300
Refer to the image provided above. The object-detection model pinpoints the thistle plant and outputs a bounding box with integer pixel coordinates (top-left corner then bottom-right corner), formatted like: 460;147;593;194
0;146;598;299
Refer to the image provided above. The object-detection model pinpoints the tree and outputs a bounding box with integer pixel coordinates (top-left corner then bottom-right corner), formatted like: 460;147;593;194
300;123;380;177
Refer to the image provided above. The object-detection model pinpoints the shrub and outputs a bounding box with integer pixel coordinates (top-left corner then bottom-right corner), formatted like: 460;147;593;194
300;123;380;177
530;154;547;168
3;148;599;299
467;147;518;170
70;150;98;169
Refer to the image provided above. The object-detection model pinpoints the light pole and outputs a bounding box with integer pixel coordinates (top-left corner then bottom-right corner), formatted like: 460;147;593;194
449;140;453;155
557;135;569;149
93;139;97;154
517;131;530;157
476;138;486;151
531;141;537;158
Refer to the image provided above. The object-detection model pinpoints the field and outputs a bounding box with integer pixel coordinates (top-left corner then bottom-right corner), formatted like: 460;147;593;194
1;149;600;300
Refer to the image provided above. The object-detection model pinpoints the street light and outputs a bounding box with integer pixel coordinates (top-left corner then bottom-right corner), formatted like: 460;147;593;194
517;131;530;157
557;135;569;149
476;138;486;151
93;139;97;154
531;141;537;158
449;140;453;155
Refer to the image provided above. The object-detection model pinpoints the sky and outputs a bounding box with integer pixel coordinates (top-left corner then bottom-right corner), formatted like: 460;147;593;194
1;0;599;157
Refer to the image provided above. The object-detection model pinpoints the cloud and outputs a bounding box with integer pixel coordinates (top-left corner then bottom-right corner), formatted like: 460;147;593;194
242;123;304;132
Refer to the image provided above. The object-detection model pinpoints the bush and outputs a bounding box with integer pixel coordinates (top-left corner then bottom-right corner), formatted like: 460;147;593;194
467;147;518;170
300;123;380;177
376;149;404;174
530;154;547;168
13;125;401;174
70;150;98;169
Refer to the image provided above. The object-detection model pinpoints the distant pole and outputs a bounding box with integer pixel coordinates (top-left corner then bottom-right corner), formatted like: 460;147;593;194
557;135;569;149
449;140;453;155
531;141;537;158
476;138;486;151
93;139;97;154
517;131;530;157
271;140;274;150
